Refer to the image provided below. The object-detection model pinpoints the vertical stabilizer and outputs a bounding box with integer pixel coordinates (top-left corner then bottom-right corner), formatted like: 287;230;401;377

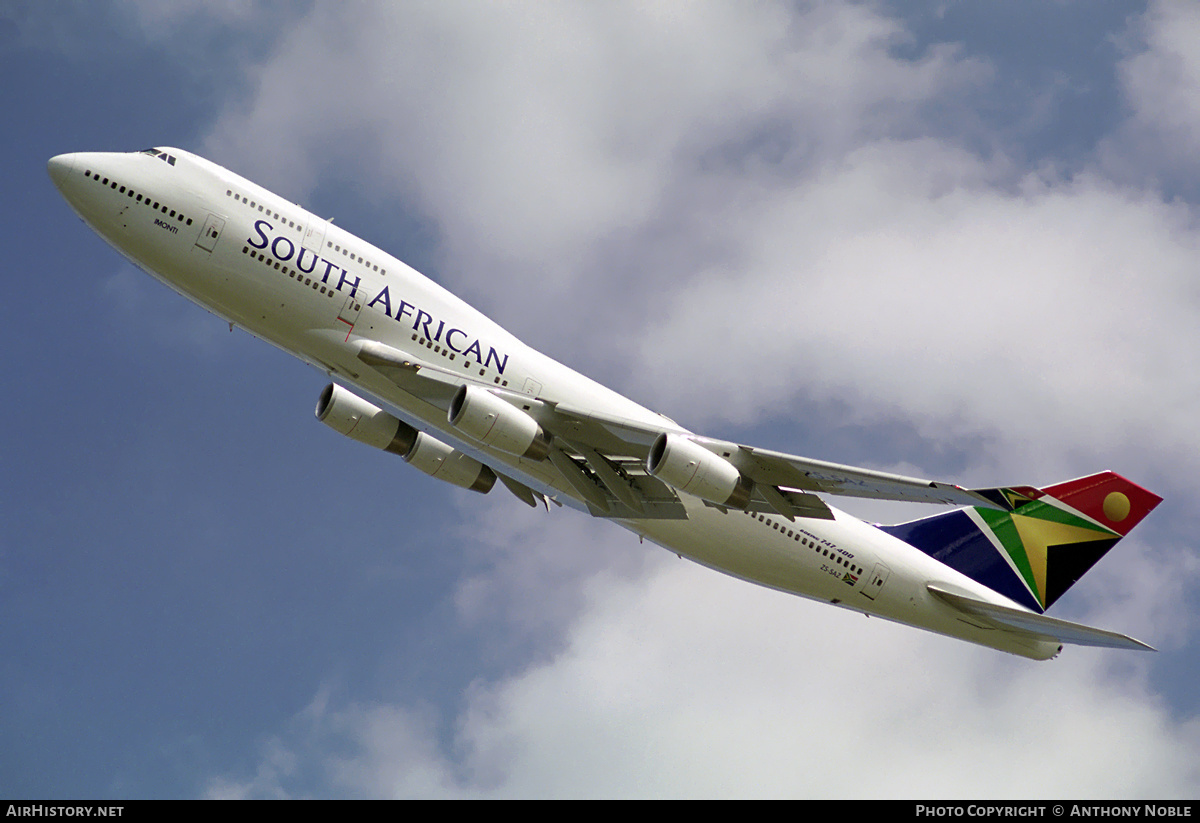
880;472;1161;613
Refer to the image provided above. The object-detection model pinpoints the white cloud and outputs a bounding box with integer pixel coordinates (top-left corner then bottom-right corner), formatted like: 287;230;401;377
197;2;990;333
209;557;1200;798
168;1;1200;798
451;495;651;654
631;142;1200;486
454;562;1200;798
1104;0;1200;188
190;1;1200;492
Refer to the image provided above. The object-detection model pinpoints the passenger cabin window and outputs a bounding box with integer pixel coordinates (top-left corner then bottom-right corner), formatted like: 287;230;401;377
81;168;193;226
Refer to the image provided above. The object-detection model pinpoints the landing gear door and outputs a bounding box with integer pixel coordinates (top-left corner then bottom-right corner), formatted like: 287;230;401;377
195;214;226;253
860;562;891;601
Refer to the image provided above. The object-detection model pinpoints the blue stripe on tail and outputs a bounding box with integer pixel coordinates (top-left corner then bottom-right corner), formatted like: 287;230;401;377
880;511;1045;613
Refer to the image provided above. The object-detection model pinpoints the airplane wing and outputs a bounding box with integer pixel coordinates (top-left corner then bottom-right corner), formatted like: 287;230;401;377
356;341;1008;520
927;583;1155;652
356;340;463;405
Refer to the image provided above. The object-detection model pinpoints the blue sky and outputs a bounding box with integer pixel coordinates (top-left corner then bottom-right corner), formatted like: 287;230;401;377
4;1;1200;798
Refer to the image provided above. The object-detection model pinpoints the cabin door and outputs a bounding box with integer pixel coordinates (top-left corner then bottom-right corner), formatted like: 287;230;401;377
302;217;327;254
336;289;366;341
195;214;226;253
860;562;891;601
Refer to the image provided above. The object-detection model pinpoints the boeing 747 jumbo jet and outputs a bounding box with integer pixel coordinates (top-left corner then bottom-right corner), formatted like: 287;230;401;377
48;147;1163;660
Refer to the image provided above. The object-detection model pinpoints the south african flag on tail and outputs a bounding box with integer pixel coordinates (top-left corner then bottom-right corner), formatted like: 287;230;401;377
880;472;1161;614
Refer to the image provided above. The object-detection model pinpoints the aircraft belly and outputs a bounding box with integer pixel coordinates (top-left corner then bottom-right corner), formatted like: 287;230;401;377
627;501;864;605
627;501;1062;660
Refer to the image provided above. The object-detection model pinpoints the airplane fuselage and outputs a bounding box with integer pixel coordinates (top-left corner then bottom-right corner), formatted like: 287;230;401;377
49;148;1065;659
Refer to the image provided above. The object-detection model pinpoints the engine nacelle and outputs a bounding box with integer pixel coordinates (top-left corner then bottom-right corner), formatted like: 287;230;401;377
316;384;495;493
404;431;496;493
447;385;551;461
316;382;418;457
646;433;753;509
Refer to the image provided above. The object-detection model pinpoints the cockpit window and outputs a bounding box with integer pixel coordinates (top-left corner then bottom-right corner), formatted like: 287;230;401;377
139;148;177;166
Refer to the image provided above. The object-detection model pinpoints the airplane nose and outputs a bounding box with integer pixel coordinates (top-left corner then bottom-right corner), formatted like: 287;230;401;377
47;153;76;191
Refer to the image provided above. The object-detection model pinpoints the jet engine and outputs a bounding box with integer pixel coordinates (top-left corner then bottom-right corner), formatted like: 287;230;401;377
447;385;552;461
404;431;496;493
316;383;495;493
646;433;753;509
316;382;417;456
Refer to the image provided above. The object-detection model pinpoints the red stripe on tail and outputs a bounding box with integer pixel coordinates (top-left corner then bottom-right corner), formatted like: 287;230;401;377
1041;472;1162;536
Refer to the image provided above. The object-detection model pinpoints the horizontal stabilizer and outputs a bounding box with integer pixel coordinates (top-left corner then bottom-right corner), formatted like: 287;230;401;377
927;583;1155;652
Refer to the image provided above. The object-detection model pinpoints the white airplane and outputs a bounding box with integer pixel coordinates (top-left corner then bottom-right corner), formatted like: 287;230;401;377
48;147;1163;660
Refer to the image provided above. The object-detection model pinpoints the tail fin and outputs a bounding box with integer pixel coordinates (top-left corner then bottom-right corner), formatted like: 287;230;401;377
880;471;1161;613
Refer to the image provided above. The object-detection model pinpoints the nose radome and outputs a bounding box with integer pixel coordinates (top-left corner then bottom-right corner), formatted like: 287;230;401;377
47;153;76;190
